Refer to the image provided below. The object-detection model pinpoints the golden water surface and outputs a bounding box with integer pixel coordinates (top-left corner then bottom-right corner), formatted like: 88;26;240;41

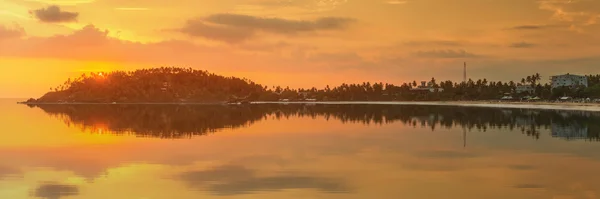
1;99;600;199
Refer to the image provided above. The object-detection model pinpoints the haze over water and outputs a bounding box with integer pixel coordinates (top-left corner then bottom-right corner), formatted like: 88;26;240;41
2;99;600;199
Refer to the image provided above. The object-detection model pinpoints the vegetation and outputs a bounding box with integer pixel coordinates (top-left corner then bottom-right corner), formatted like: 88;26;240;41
261;73;600;101
33;104;600;141
24;67;600;103
36;104;265;138
32;67;265;103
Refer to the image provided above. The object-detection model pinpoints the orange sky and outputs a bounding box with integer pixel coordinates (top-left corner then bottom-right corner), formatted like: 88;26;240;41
1;0;600;97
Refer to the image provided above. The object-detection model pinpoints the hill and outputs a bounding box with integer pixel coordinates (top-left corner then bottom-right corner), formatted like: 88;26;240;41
21;67;600;103
26;67;266;103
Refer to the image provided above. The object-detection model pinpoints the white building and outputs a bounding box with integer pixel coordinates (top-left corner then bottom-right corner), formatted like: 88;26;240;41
551;123;588;140
550;74;588;89
411;81;444;92
298;92;310;98
516;85;535;94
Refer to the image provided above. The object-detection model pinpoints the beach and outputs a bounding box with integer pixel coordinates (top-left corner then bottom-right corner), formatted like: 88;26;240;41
252;101;600;112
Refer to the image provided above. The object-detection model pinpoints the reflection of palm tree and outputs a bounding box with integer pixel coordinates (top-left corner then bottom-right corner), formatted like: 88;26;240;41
32;104;600;141
463;127;467;148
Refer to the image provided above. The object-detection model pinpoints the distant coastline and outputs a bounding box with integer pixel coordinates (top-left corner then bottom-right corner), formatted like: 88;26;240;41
258;101;600;112
19;100;600;112
20;67;600;105
17;101;228;105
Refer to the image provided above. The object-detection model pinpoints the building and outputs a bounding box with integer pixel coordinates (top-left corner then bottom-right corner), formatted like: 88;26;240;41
411;81;444;93
551;123;588;140
550;73;588;89
516;85;535;94
161;82;169;92
298;92;310;98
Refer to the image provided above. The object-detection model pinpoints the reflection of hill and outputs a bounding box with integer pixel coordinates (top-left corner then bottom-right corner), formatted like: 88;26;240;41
34;104;600;141
36;105;268;138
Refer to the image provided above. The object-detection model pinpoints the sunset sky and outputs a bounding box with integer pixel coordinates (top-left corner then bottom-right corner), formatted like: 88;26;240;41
1;0;600;98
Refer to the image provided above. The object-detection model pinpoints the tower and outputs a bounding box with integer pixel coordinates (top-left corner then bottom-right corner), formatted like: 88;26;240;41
463;127;467;148
463;62;467;83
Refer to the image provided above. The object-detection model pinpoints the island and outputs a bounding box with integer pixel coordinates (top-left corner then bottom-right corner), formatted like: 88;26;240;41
19;67;600;104
20;67;267;104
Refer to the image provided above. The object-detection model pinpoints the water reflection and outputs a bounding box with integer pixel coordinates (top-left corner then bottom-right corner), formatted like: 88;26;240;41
4;101;600;199
32;104;267;138
32;104;600;141
179;165;350;196
0;165;20;180
32;183;79;199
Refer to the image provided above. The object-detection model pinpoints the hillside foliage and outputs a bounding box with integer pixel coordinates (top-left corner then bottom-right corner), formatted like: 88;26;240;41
36;67;265;103
28;68;600;103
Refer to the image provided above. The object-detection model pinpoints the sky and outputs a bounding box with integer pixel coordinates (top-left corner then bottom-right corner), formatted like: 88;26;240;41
1;0;600;98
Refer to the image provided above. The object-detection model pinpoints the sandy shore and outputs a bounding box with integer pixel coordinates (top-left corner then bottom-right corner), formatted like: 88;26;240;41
252;101;600;112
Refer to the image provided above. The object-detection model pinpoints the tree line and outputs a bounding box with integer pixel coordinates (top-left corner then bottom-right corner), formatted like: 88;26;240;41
26;67;600;103
260;73;600;101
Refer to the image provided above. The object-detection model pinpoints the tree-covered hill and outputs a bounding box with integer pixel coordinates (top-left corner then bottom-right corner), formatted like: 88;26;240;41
23;68;600;103
31;67;266;103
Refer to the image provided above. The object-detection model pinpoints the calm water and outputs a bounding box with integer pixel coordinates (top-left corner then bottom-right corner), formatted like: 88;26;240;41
2;99;600;199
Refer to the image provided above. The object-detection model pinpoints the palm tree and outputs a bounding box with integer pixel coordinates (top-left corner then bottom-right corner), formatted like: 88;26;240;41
533;73;541;86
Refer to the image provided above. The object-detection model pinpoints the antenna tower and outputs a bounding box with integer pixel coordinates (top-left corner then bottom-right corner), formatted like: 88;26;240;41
463;62;467;83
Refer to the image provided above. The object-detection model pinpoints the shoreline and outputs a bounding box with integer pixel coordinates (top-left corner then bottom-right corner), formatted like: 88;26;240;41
253;101;600;112
17;102;229;105
17;100;600;112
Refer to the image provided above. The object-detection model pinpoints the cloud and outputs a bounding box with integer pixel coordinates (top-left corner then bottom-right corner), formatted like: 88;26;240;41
30;5;79;23
403;40;464;47
0;25;225;63
402;163;464;171
509;42;537;48
237;41;291;52
23;0;94;6
507;24;568;30
386;0;407;4
33;183;79;199
0;10;31;20
509;25;549;30
178;14;356;43
537;0;590;22
307;52;363;63
0;24;25;40
304;52;371;70
3;22;599;90
537;0;600;30
0;24;367;77
244;0;349;12
179;165;351;195
513;183;545;189
114;7;150;11
512;25;544;30
413;49;482;58
204;14;355;34
507;165;537;170
179;19;254;43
